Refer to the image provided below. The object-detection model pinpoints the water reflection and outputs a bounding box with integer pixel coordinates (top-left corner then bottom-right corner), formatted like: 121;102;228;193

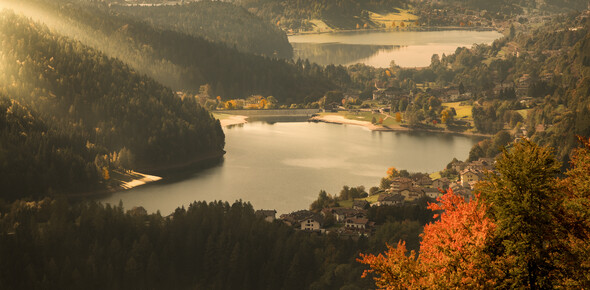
289;30;503;67
99;122;483;215
292;42;400;67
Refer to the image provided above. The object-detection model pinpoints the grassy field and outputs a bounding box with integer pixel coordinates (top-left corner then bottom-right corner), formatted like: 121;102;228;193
516;109;531;119
429;171;442;180
212;112;232;120
339;193;382;208
338;199;353;208
443;102;473;119
368;9;419;27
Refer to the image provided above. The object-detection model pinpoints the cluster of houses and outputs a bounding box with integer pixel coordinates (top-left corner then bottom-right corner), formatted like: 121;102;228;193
256;200;374;238
366;157;496;209
256;157;497;237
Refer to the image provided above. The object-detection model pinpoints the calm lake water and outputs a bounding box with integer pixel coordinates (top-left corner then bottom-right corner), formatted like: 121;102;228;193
99;122;482;215
289;30;503;67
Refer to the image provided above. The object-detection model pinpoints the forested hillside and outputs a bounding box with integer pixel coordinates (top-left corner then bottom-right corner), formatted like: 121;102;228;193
0;200;373;289
0;0;337;103
234;0;405;30
519;15;590;161
0;11;224;199
0;97;99;200
113;1;293;58
437;0;588;14
342;13;589;163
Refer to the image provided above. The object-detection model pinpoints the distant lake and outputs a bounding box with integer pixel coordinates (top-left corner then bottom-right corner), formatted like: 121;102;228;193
289;30;503;67
99;121;482;215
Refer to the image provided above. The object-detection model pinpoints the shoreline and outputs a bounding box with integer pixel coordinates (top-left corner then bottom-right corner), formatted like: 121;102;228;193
80;114;247;200
119;171;162;190
220;115;248;127
71;150;226;200
309;114;492;138
79;112;486;200
287;25;498;36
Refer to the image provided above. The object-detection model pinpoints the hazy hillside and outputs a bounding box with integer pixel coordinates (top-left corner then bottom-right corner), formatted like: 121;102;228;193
113;1;293;58
0;10;225;199
0;96;100;200
234;0;405;30
0;0;337;103
438;0;589;13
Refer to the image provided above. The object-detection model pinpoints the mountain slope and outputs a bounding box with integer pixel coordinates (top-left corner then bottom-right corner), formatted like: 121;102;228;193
0;10;225;199
1;0;337;103
113;1;293;58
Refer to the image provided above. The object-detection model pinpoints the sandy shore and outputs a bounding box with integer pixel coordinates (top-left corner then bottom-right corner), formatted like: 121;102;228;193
119;171;162;190
309;115;406;131
310;114;491;137
220;115;248;127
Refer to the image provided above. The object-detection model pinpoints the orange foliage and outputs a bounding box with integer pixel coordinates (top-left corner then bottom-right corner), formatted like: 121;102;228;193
386;167;398;178
395;112;402;123
358;189;501;288
102;167;110;180
358;241;423;289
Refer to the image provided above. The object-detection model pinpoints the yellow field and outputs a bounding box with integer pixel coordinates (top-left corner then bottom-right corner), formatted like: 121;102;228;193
368;9;419;27
339;194;382;208
429;171;442;180
516;109;531;119
443;102;473;119
212;112;231;120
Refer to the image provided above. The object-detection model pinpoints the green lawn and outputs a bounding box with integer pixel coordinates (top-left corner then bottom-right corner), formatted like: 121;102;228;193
339;194;382;208
443;102;473;119
338;199;353;208
212;112;232;120
364;194;381;203
429;171;442;180
516;109;531;119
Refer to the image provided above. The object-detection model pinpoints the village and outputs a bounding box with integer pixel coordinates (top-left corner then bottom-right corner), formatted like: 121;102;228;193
255;156;496;239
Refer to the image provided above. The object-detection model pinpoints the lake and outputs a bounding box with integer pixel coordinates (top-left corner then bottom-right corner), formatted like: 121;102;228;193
289;30;503;67
99;121;482;215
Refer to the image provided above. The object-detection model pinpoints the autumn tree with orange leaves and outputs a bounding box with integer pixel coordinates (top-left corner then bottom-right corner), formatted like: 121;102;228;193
360;138;590;288
358;189;500;289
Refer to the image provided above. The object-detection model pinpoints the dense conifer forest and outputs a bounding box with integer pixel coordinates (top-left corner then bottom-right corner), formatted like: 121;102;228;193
113;1;294;58
0;11;224;199
0;197;439;289
0;0;338;102
234;0;405;30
